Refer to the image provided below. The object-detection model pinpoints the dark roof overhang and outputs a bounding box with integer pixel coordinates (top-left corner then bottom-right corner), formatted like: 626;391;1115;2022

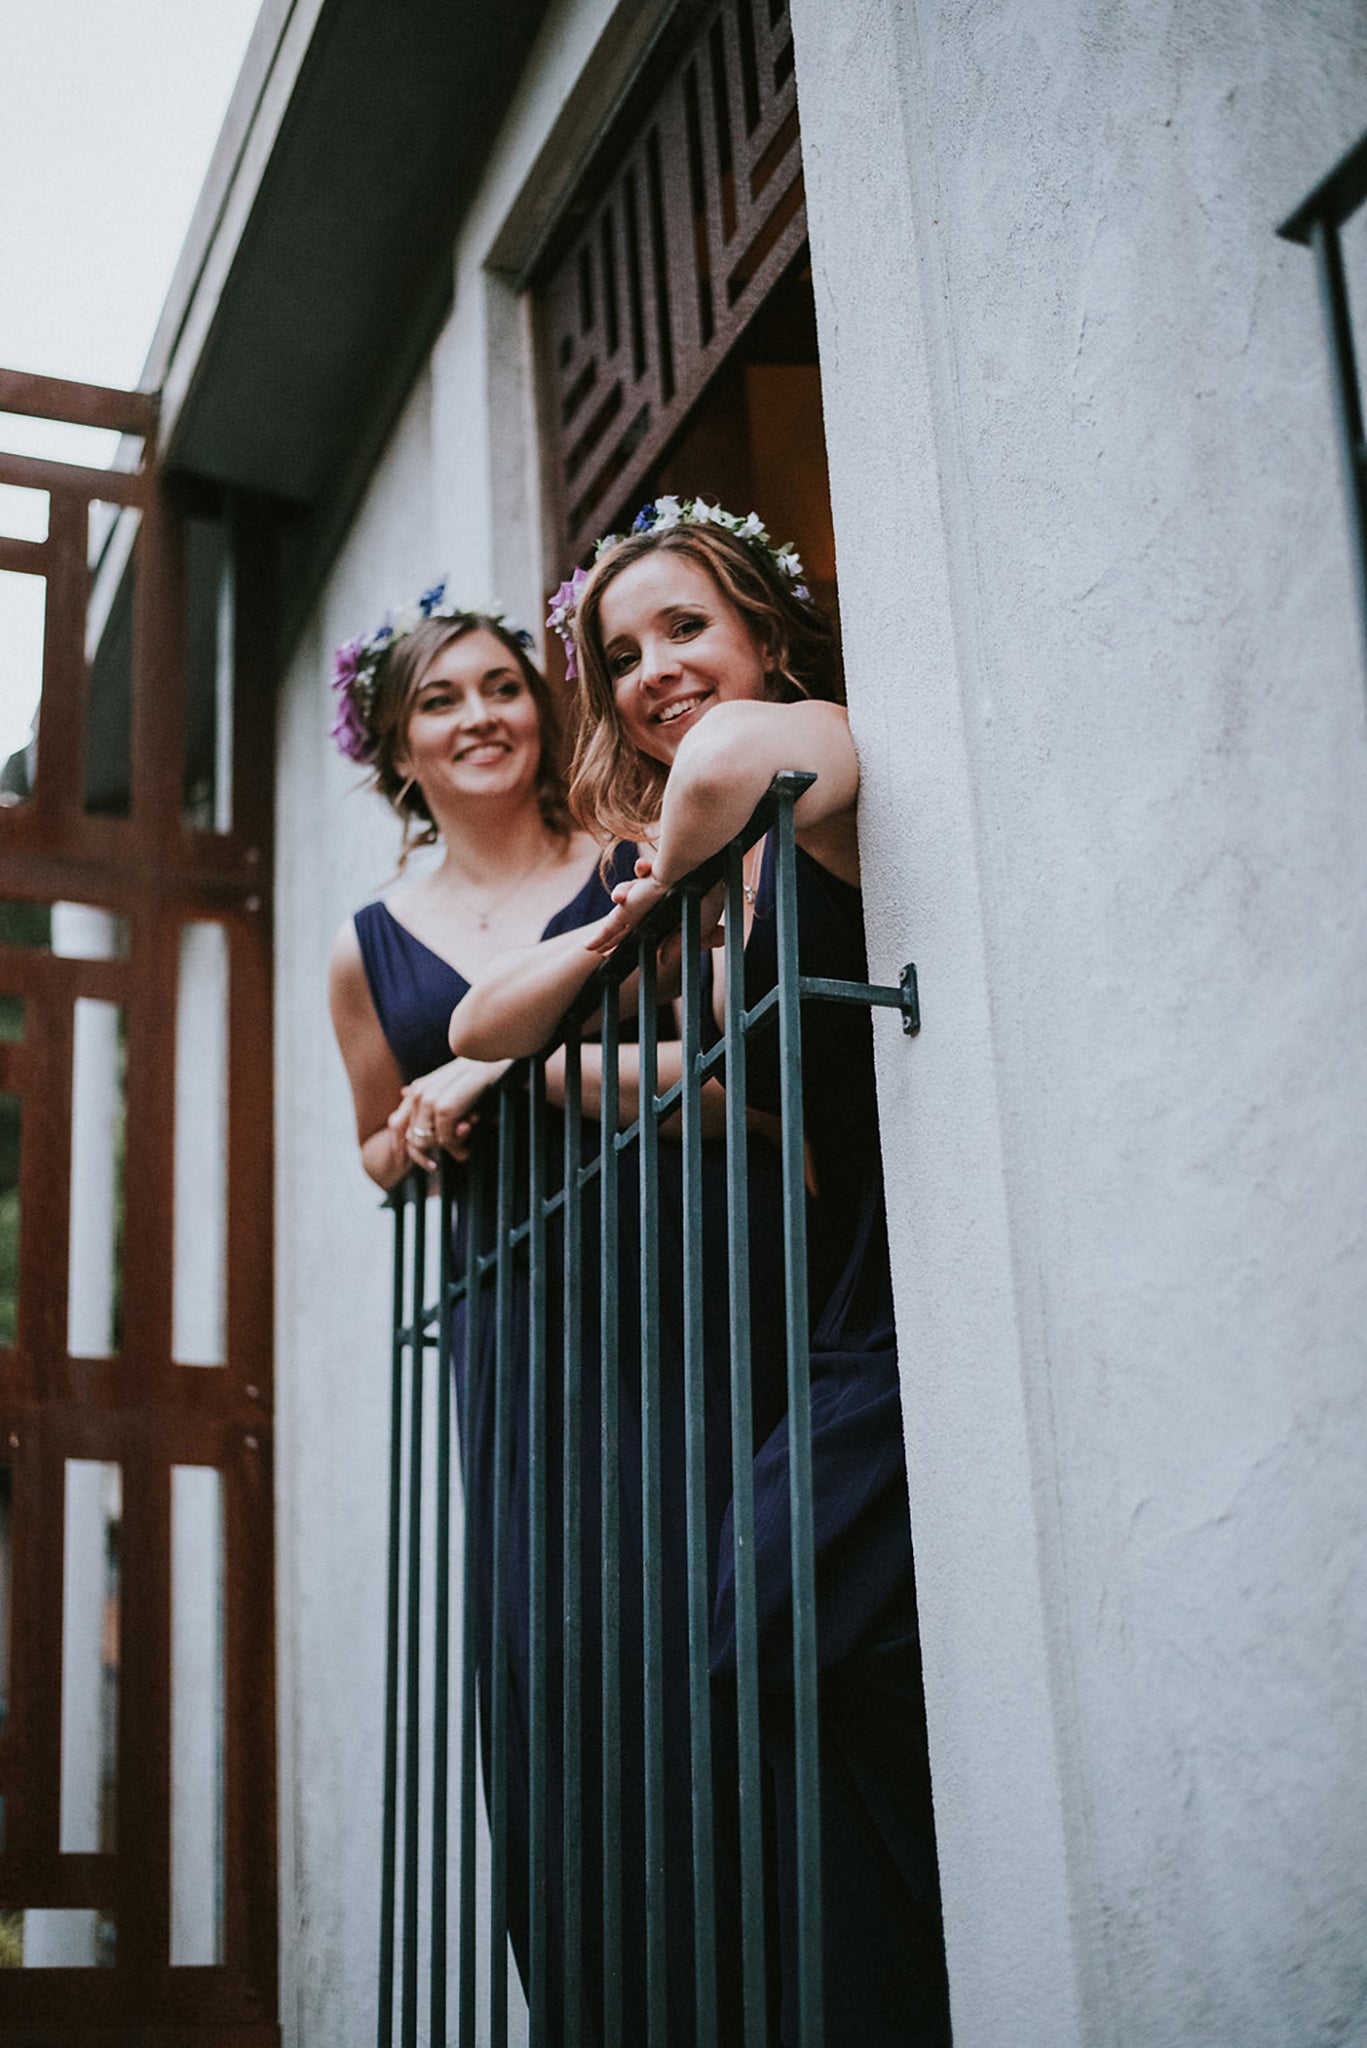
154;0;552;648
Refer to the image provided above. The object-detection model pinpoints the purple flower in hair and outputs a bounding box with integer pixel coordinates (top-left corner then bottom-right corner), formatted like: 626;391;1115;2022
327;634;377;765
329;579;535;766
330;638;376;764
547;565;591;680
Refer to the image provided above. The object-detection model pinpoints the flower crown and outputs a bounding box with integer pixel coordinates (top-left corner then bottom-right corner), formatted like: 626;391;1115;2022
330;578;533;765
546;497;810;680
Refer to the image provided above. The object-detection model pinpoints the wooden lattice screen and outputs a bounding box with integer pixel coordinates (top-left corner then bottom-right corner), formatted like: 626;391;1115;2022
539;0;805;565
0;370;278;2044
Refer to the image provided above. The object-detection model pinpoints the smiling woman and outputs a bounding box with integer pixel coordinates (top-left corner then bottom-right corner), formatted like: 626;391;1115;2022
566;509;841;860
324;586;653;2030
326;596;597;1182
561;504;949;2046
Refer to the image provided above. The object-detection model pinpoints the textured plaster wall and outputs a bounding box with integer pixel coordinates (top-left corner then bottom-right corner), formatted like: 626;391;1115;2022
791;4;1367;2046
274;369;439;2048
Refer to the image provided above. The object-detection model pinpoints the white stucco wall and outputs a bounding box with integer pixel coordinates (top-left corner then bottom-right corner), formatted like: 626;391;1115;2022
790;4;1367;2046
274;364;438;2048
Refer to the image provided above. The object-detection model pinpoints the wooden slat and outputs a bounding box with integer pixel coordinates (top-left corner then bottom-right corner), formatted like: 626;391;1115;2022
12;1426;67;1864
118;916;178;1385
26;992;75;1391
0;366;157;439
0;449;145;506
34;489;90;835
0;953;128;1006
224;1427;278;2001
0;534;47;575
225;913;274;1393
0;1851;117;1910
115;1439;173;1981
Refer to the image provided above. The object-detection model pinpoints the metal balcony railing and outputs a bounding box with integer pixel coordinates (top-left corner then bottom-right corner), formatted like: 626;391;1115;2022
377;774;918;2048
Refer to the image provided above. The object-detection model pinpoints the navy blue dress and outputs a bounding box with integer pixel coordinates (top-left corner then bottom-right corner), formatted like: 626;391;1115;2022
355;852;789;2044
709;838;952;2047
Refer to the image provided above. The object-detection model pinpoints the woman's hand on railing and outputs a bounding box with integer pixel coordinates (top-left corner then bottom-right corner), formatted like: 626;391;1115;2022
389;1055;511;1172
581;854;667;954
584;853;725;960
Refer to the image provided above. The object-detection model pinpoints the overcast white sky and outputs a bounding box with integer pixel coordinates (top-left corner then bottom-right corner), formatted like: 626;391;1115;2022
0;0;261;763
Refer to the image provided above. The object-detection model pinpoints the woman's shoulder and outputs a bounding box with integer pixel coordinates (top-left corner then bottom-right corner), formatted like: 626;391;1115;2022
330;907;369;973
339;896;402;959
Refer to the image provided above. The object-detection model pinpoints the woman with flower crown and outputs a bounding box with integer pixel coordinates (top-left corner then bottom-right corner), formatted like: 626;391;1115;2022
455;500;953;2046
327;590;602;1184
327;585;781;2042
327;590;624;2034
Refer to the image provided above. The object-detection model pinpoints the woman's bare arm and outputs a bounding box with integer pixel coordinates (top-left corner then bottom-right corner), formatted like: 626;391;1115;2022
587;699;862;954
542;1040;731;1138
328;920;504;1185
329;921;412;1184
449;921;613;1061
653;697;860;885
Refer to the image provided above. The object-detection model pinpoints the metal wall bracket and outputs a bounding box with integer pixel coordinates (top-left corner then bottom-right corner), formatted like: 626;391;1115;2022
899;962;921;1036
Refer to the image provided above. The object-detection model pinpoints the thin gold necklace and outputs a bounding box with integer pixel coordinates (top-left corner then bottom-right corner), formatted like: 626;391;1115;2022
456;840;561;931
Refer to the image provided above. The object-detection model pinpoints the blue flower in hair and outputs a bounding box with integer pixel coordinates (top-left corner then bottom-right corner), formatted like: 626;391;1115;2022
329;581;533;764
632;503;657;533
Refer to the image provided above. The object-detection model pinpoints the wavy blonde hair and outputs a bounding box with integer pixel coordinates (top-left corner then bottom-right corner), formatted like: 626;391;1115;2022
365;615;572;866
567;523;839;849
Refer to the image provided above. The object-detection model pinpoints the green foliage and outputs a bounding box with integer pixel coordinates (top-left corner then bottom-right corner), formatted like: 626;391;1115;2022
0;1910;22;1968
0;902;50;950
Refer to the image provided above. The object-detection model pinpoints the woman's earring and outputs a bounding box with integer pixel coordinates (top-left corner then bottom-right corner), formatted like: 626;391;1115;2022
394;773;416;808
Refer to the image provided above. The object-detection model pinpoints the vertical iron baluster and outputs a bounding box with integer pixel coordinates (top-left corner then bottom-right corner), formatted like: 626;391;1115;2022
529;1060;549;2040
378;1181;410;2048
679;886;718;2036
599;988;624;2048
774;791;824;2048
563;1029;585;2047
637;944;666;2048
724;843;766;2048
490;1092;517;2048
431;1162;455;2046
458;1154;485;2047
402;1175;429;2048
1309;213;1367;672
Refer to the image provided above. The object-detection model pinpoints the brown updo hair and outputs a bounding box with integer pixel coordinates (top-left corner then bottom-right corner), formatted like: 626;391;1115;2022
567;522;839;849
365;614;571;864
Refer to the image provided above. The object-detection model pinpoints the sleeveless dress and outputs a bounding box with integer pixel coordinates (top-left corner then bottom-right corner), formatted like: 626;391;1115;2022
355;851;789;2045
708;838;953;2048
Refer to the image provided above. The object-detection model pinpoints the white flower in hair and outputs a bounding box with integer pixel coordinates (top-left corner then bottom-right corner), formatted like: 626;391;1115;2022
391;602;422;637
549;496;815;678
